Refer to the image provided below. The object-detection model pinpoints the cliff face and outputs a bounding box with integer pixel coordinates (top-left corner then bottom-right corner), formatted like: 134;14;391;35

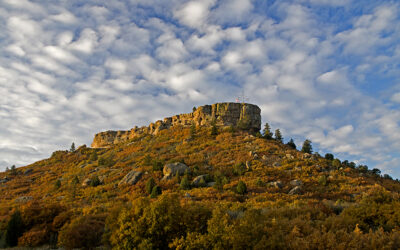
91;102;261;148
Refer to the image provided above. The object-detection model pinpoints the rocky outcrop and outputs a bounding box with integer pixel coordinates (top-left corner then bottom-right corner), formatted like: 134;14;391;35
92;102;261;148
118;170;143;186
162;162;190;180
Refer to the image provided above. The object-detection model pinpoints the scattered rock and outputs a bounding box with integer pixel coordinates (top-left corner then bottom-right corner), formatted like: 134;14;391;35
269;181;283;189
207;182;216;187
15;196;33;203
285;154;294;160
163;162;190;179
82;178;91;187
192;174;208;187
24;169;33;175
56;196;65;201
262;155;268;161
273;162;281;167
79;163;87;169
302;153;311;159
118;170;143;186
288;186;302;195
290;179;302;186
246;161;252;170
0;177;9;183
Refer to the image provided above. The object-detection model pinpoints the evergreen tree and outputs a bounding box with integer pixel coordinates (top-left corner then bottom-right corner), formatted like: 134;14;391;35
150;185;162;198
301;139;313;154
180;176;191;190
146;177;156;195
274;129;283;142
325;153;334;160
70;142;75;152
236;180;247;195
286;138;296;149
5;210;23;247
10;165;16;175
5;166;9;172
54;179;61;189
263;123;273;139
72;176;79;185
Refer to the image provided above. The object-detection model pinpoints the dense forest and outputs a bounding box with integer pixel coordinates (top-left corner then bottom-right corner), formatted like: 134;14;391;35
1;124;400;249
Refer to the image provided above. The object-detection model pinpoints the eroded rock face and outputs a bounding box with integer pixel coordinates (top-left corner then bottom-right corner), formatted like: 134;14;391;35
163;162;190;180
118;170;143;186
91;102;261;148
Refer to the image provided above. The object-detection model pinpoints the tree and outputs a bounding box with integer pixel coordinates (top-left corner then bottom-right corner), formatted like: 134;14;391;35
372;168;381;176
286;138;296;149
236;181;247;195
70;142;75;152
262;123;273;139
146;178;156;195
150;186;162;198
54;179;61;189
89;176;101;187
211;123;218;136
180;176;191;190
5;166;9;172
332;159;341;169
301;139;313;154
5;210;23;247
274;129;283;142
10;165;16;175
325;153;334;160
72;176;79;185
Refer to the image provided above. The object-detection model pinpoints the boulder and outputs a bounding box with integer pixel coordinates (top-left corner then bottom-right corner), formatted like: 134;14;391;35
288;186;302;195
82;178;91;187
24;169;33;175
118;170;143;186
15;196;33;203
192;174;208;187
290;179;302;186
269;181;283;189
163;162;190;178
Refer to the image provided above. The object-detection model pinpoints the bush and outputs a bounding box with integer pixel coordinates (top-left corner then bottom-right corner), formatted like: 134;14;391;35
325;153;334;160
146;178;156;195
58;215;105;249
233;162;246;176
180;176;191;190
151;186;162;198
89;176;101;187
236;181;247;195
5;210;23;247
318;175;327;186
152;160;163;171
18;227;49;247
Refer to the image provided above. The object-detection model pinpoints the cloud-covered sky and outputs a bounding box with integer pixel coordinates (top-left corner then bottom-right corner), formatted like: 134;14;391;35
1;0;400;177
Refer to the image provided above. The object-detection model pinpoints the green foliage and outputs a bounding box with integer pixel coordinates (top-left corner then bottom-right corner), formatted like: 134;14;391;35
143;154;152;166
192;107;196;112
357;165;369;173
152;160;163;171
70;142;75;152
301;139;313;154
180;176;191;190
89;176;101;187
233;162;246;176
211;123;218;136
256;178;264;187
54;179;61;189
58;215;105;249
236;180;247;195
150;186;162;198
146;177;156;195
325;153;334;160
263;122;273;139
228;125;236;134
98;156;114;167
372;168;381;176
274;129;283;142
10;165;17;175
71;176;79;185
332;159;341;169
318;175;327;186
286;138;296;149
5;210;23;247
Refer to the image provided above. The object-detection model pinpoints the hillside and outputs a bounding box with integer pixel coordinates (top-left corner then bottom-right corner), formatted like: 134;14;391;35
1;103;400;249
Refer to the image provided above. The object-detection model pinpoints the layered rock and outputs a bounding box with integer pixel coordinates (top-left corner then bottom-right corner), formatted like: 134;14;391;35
92;102;261;148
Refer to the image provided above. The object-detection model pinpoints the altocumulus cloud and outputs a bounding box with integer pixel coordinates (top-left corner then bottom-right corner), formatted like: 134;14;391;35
1;0;400;177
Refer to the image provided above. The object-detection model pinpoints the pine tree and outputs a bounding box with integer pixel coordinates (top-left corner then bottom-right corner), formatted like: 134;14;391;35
263;123;273;139
287;138;296;149
146;178;156;195
236;180;247;195
180;176;191;190
150;185;162;198
70;142;76;152
274;129;283;142
301;139;313;154
54;179;61;189
5;210;23;247
10;165;16;175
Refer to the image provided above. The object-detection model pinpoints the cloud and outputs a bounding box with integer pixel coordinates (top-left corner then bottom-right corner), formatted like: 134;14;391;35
174;0;216;29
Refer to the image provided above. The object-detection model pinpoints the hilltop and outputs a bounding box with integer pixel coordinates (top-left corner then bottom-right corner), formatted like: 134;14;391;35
1;103;400;249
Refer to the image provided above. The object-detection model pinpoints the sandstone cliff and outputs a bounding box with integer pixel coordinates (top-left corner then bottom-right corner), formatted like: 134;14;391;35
91;102;261;148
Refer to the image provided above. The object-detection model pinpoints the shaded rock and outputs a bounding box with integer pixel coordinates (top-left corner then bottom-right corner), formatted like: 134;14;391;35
24;169;33;175
163;162;190;179
15;196;33;203
192;174;208;187
269;181;282;189
0;177;9;183
118;170;143;186
288;186;302;195
290;179;302;186
82;178;91;187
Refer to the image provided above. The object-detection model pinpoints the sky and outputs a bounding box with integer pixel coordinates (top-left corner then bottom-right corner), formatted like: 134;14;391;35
1;0;400;177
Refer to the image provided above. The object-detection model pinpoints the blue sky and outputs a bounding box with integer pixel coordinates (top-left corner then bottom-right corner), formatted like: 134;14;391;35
1;0;400;177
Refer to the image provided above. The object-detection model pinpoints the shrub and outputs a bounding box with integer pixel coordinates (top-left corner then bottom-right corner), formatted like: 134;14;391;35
151;186;162;198
180;176;191;190
325;153;334;160
233;162;246;176
146;178;156;195
318;175;327;186
58;215;105;249
54;180;61;189
18;227;48;247
236;181;247;195
89;176;101;187
5;210;23;247
152;160;163;171
287;138;296;149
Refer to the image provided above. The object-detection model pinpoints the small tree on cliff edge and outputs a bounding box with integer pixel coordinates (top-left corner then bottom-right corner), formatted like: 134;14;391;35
263;123;273;139
287;138;296;149
70;142;75;152
301;139;313;154
274;129;283;143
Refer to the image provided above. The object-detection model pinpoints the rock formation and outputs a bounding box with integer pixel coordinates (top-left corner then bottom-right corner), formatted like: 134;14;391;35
91;102;261;148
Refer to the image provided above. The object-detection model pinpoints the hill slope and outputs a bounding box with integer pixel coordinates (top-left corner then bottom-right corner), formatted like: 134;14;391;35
1;103;400;249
